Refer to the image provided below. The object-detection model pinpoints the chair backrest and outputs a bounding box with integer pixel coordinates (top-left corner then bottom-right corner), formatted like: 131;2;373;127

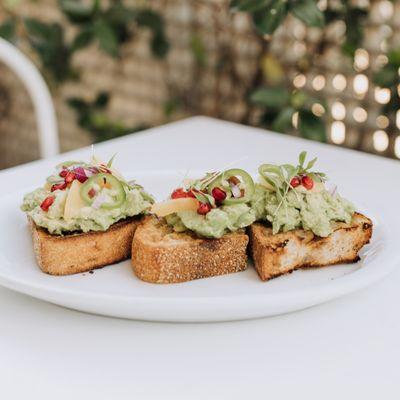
0;37;59;158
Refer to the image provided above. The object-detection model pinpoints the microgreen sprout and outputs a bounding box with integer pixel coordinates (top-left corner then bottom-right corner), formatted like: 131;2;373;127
259;152;328;219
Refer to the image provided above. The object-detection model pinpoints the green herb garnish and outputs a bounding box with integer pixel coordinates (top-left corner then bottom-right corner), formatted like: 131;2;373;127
259;151;327;219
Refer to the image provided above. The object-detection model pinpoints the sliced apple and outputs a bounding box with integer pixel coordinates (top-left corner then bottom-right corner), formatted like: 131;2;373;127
151;198;199;217
64;180;86;220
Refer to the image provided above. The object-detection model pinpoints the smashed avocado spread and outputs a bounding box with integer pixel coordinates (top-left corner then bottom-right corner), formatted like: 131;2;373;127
153;168;256;238
252;152;355;237
251;184;354;237
21;156;153;235
165;204;256;239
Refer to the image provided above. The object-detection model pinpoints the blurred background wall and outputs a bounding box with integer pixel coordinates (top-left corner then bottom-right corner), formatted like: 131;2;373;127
1;0;399;169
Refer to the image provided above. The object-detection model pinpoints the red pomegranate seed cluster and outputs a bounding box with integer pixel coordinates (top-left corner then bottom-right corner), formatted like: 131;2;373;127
171;185;228;215
290;175;314;190
51;166;93;193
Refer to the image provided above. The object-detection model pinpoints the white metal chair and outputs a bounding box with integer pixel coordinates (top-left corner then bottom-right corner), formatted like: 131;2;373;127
0;37;59;158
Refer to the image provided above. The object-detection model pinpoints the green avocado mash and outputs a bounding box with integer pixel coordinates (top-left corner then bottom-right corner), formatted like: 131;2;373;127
165;203;256;239
251;184;355;237
21;184;153;235
21;155;154;235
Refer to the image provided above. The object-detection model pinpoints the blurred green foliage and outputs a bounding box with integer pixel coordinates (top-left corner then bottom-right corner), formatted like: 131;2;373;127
0;0;169;142
0;17;16;42
231;0;324;35
68;92;148;142
24;18;73;82
231;0;367;56
229;0;373;143
324;0;368;57
251;87;326;142
0;1;390;148
373;50;400;117
230;0;328;141
0;0;169;82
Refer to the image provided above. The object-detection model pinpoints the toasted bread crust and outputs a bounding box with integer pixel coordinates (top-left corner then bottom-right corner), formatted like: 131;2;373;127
248;212;373;281
131;216;249;283
29;217;141;275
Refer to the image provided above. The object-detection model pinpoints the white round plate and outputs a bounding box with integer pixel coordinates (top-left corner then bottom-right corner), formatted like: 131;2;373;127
0;170;394;322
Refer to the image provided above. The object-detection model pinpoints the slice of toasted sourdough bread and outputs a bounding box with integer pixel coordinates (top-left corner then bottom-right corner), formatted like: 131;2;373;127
29;217;141;275
248;212;373;281
131;216;249;284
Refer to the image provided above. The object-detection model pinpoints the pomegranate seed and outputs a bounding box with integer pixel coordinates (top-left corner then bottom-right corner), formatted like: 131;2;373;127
40;196;55;212
290;176;301;188
228;176;240;186
301;175;314;190
51;182;67;192
88;188;97;199
197;202;211;215
59;169;68;178
73;167;88;183
65;172;76;184
171;188;188;199
212;187;226;202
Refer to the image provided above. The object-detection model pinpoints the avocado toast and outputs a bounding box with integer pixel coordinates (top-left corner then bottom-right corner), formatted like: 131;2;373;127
21;155;153;275
249;152;372;281
132;168;256;283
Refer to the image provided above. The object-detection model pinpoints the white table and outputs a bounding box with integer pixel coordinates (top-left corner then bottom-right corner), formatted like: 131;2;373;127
1;117;399;399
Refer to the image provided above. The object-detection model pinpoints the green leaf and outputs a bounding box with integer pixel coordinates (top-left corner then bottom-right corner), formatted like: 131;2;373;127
341;41;357;58
282;164;297;180
0;18;16;42
342;7;367;58
24;18;51;41
151;31;169;58
290;0;324;27
59;0;97;24
136;9;169;58
252;0;287;35
230;0;272;12
105;2;134;26
190;35;207;67
94;92;109;108
68;97;87;108
93;19;118;57
388;50;400;66
164;97;181;118
298;151;306;167
290;90;308;109
104;3;134;43
305;157;317;170
298;110;326;142
136;9;163;29
71;26;93;51
193;191;210;205
250;87;290;108
107;153;117;167
271;106;294;133
24;18;72;81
